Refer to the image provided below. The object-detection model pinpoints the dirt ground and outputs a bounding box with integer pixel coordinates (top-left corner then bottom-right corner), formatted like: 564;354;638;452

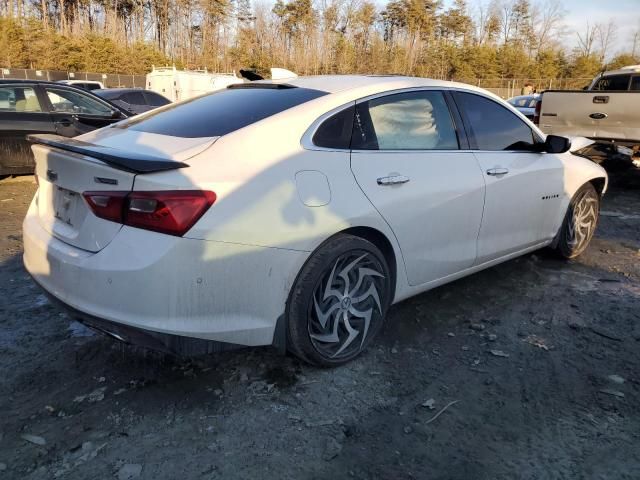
0;171;639;480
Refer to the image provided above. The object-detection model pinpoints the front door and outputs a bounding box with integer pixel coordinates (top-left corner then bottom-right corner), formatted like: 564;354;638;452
42;86;121;137
452;91;565;264
350;89;486;286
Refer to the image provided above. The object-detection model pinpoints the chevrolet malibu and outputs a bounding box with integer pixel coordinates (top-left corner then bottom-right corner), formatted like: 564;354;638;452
23;76;607;366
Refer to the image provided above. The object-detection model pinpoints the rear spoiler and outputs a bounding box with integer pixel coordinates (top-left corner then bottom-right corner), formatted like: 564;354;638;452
27;134;188;174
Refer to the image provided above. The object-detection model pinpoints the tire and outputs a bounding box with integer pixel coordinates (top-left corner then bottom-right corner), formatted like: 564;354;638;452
286;234;392;367
555;183;600;259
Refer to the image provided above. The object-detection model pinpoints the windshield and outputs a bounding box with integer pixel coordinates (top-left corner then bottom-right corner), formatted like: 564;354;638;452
115;86;327;138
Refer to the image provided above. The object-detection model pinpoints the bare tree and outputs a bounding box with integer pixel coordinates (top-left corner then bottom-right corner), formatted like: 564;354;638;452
596;20;617;63
531;0;565;52
576;22;598;56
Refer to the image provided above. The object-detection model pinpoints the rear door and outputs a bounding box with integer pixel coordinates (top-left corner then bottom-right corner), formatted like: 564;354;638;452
0;85;55;174
350;89;486;286
42;86;123;137
453;91;564;263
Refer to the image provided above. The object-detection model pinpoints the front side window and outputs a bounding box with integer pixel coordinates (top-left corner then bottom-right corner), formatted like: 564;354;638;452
0;86;42;112
631;76;640;91
592;74;630;91
351;91;459;150
455;92;536;151
45;87;112;115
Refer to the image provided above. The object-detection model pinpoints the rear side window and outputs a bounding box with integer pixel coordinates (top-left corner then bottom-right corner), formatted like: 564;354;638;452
0;86;42;112
313;106;354;149
592;74;630;91
631;77;640;91
144;91;170;107
351;91;459;150
122;91;146;105
455;92;535;151
509;97;529;107
118;86;327;138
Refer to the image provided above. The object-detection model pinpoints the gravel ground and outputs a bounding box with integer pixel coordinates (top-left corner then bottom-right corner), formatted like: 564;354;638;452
0;172;639;480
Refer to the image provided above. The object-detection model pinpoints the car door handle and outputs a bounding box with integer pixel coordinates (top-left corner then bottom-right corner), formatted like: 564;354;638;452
486;168;509;176
54;119;72;127
377;175;410;186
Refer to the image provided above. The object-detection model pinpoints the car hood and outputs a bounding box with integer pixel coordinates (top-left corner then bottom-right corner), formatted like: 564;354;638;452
568;136;596;152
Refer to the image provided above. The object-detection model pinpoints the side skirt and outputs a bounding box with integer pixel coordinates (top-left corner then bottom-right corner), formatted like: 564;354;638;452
393;241;552;304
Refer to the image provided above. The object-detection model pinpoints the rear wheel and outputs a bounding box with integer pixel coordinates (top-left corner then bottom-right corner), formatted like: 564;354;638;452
555;183;600;259
286;234;392;367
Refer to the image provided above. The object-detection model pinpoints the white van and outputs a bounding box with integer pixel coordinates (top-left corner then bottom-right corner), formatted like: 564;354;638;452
146;66;243;102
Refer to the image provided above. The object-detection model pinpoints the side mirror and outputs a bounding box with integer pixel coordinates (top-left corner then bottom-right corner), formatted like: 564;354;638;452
544;135;571;154
109;109;125;119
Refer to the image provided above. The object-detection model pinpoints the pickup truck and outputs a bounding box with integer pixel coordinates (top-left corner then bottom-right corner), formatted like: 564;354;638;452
535;66;640;163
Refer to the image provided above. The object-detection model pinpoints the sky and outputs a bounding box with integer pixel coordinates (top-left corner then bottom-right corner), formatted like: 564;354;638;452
440;0;640;57
558;0;639;54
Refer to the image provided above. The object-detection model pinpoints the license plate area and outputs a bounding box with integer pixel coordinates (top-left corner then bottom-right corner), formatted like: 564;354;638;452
54;187;80;227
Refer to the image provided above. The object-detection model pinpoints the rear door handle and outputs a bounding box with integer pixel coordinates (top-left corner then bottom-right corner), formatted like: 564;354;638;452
54;119;72;127
486;168;509;176
377;175;410;186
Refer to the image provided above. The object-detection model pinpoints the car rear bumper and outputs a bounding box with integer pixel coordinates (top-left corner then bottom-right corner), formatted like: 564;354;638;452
31;278;248;355
23;197;307;348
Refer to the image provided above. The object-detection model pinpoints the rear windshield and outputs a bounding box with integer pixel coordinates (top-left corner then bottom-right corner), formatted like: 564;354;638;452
592;74;630;91
115;86;327;138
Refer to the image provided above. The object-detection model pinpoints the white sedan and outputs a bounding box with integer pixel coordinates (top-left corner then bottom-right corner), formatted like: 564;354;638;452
23;76;606;366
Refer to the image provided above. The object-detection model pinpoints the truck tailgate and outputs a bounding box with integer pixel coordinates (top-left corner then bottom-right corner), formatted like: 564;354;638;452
539;91;640;142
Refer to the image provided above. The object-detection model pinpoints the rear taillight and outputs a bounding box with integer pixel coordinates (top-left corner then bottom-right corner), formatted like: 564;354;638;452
84;192;128;223
83;190;216;236
533;99;541;125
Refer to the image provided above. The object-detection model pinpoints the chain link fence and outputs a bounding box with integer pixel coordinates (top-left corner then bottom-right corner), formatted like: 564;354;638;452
1;68;146;88
468;78;594;98
1;68;595;98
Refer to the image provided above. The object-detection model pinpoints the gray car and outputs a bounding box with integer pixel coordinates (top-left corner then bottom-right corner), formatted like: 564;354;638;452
507;94;540;120
93;88;171;115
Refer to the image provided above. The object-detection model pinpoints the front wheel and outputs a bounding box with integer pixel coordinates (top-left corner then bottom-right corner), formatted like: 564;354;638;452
555;183;600;259
286;234;392;367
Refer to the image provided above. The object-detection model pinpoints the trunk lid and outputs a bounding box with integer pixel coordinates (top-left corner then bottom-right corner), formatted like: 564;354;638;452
32;142;136;252
30;131;216;252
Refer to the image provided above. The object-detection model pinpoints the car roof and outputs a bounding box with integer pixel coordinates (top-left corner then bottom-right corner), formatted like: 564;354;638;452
267;75;486;97
0;79;71;86
508;94;540;101
59;79;103;83
601;65;640;76
94;88;143;95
